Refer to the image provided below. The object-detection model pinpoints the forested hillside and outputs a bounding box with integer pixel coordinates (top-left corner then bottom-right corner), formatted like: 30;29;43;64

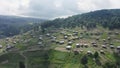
41;9;120;30
0;15;46;38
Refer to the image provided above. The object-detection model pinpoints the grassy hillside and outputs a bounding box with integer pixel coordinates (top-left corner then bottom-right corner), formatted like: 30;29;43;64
0;27;120;68
0;9;120;68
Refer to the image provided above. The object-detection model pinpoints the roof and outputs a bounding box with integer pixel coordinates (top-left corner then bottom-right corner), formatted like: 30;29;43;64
59;41;64;44
117;46;120;48
38;42;42;45
66;46;72;48
0;45;3;48
76;43;80;46
102;45;106;47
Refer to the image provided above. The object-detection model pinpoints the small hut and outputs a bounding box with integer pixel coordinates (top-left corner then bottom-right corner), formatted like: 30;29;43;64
76;43;80;48
51;39;56;42
51;36;56;39
102;45;107;49
38;42;42;45
80;50;83;52
96;37;99;41
110;45;114;49
39;37;43;40
115;32;119;35
68;41;73;45
64;36;68;39
79;36;83;39
59;41;64;44
80;44;83;47
84;44;88;48
0;45;3;49
72;38;76;40
72;31;78;36
107;37;111;40
67;34;72;37
91;42;96;44
117;46;120;50
13;41;17;44
60;32;65;34
100;50;105;54
6;38;9;41
55;40;59;44
6;45;14;51
87;51;92;55
46;33;50;37
74;36;79;39
93;44;97;47
66;46;72;50
102;39;106;42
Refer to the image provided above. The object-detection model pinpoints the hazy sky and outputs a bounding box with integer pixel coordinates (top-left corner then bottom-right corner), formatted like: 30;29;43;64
0;0;120;19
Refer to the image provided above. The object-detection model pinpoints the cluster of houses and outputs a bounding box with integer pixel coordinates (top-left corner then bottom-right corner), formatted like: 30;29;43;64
43;30;120;55
0;29;120;56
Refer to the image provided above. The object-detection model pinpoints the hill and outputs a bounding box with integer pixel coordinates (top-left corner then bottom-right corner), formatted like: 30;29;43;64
0;15;46;38
0;9;120;68
0;27;120;68
41;9;120;30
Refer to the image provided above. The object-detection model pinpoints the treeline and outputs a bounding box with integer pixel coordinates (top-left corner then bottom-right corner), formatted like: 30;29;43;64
41;9;120;30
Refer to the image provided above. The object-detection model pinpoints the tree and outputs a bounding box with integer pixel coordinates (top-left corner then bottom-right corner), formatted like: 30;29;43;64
103;62;116;68
81;55;88;65
19;61;25;68
94;51;99;59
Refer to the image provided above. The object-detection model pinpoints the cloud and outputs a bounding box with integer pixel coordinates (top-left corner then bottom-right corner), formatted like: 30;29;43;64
0;0;120;19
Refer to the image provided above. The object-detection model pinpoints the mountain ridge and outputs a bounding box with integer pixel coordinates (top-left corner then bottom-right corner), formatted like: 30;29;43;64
41;9;120;30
